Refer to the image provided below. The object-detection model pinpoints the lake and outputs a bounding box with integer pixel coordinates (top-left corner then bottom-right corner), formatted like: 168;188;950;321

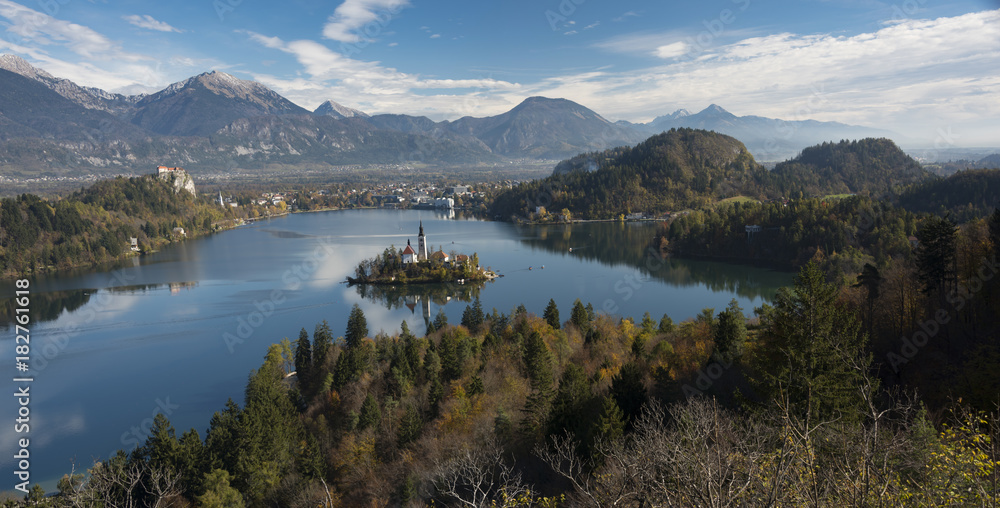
0;208;793;490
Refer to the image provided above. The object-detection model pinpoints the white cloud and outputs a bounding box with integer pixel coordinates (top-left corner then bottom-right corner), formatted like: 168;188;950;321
653;41;688;59
534;10;1000;145
613;11;639;22
430;33;440;39
0;0;174;91
122;14;182;33
322;0;410;43
241;10;1000;144
0;0;140;60
243;30;521;112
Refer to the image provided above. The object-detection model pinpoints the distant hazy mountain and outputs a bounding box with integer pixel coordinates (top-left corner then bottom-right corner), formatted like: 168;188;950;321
131;71;309;136
314;100;369;119
445;96;645;159
637;104;900;162
212;114;497;165
979;154;1000;168
0;54;918;177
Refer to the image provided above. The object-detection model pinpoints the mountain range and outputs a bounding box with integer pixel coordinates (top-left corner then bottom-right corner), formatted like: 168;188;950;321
620;104;899;162
0;54;902;176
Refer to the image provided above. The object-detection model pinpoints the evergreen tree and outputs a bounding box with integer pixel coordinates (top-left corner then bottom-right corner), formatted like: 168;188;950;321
989;208;1000;250
548;364;593;439
433;308;449;330
853;263;883;338
593;395;625;443
659;314;675;334
571;299;590;331
312;320;334;370
916;216;956;296
610;362;647;426
543;298;561;329
397;405;423;446
345;304;369;347
294;327;312;388
461;297;485;333
358;393;382;430
521;330;555;439
758;261;871;424
640;311;657;334
712;299;747;364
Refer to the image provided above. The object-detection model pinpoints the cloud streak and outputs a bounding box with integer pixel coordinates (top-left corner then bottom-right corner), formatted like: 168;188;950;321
123;14;182;33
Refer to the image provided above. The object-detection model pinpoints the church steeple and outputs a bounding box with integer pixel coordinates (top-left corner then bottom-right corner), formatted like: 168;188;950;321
417;221;428;261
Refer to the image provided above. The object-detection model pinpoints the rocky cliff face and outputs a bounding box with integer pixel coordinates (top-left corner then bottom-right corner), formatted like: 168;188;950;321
157;169;197;196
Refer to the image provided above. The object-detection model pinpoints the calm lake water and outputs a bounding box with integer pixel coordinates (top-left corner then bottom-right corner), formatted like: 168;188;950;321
0;208;793;490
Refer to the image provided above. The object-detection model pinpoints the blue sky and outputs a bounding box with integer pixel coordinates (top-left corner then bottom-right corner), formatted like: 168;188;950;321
0;0;998;145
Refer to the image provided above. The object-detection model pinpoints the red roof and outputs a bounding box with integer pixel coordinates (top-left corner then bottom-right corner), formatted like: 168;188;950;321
402;244;416;255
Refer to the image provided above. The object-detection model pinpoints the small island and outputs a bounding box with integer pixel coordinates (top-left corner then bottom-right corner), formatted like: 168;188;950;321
346;222;497;285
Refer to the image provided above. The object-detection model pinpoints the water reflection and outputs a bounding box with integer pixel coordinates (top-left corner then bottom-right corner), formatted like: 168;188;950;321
517;221;790;301
0;289;93;328
352;280;487;331
0;281;199;327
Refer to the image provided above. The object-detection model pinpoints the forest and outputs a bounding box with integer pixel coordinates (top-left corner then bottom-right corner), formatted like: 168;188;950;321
0;174;280;278
12;211;1000;505
488;132;937;222
657;196;920;276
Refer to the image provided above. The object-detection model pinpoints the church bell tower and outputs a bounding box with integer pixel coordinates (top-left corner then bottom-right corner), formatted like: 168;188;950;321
417;221;428;261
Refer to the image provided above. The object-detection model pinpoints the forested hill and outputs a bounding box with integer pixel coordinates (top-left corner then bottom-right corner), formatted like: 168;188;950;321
490;128;768;220
768;138;930;197
0;175;237;277
897;168;1000;223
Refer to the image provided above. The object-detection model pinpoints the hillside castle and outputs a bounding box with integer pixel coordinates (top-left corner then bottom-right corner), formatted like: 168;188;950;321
156;166;197;196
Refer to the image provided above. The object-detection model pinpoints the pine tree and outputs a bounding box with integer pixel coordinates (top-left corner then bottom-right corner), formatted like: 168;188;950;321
593;395;625;443
358;393;382;430
640;311;656;333
521;330;555;440
659;314;675;334
916;216;956;296
397;405;423;446
345;304;369;347
758;261;871;424
294;327;312;389
712;299;747;364
544;298;561;329
548;363;593;439
312;320;334;370
461;297;485;333
853;263;883;338
571;299;590;331
989;208;1000;250
610;362;646;426
433;308;449;330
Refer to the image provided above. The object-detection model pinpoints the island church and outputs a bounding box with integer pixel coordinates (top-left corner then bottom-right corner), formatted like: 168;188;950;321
401;222;430;264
